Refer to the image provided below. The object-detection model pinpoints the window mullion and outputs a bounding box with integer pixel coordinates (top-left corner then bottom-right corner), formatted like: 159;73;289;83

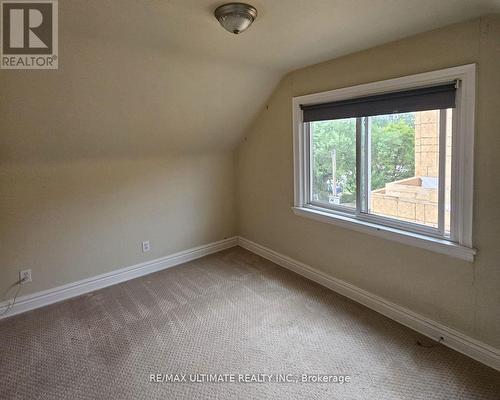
355;118;362;216
357;117;370;215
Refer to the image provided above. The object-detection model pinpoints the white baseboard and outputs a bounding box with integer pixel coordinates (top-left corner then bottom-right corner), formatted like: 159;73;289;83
237;236;500;372
0;237;238;320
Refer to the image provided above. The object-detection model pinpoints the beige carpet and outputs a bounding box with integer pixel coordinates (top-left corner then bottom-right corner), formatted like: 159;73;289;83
1;247;499;399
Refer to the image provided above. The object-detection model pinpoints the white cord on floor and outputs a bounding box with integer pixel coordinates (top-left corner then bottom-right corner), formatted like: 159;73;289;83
0;281;23;316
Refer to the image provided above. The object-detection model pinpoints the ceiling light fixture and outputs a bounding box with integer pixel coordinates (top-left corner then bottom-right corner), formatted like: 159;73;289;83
214;3;257;35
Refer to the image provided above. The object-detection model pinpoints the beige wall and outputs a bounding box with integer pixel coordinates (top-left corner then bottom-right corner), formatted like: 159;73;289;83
0;155;235;296
236;16;500;349
0;5;238;299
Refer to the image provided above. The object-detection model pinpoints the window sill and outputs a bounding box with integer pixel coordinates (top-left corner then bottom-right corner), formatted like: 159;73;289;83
292;206;476;262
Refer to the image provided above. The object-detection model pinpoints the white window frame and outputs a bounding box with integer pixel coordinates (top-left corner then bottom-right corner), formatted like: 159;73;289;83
292;64;476;261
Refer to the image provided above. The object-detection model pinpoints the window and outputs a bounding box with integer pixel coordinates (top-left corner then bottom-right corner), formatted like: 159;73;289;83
293;65;476;261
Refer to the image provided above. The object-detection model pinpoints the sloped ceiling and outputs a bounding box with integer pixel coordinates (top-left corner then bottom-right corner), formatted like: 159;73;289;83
1;0;500;162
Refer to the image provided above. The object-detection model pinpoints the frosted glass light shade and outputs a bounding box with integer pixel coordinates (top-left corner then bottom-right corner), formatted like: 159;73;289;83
214;3;257;34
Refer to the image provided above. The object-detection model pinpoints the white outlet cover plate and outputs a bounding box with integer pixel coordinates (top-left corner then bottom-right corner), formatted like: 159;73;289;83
20;269;32;283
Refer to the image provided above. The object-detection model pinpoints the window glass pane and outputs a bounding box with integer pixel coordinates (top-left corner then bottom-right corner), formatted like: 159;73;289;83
444;108;452;236
369;110;448;229
310;118;356;208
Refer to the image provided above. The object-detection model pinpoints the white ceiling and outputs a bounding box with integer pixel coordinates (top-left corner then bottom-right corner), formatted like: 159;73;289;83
67;0;500;72
1;0;500;162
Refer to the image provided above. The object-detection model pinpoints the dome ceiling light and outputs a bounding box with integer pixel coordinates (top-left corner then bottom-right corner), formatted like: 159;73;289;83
214;3;257;35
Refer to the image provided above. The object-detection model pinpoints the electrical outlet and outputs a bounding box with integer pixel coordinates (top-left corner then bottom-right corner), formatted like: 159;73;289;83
19;269;32;284
142;240;151;253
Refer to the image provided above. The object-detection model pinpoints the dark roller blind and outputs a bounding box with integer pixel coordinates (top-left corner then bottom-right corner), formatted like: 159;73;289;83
301;82;457;122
